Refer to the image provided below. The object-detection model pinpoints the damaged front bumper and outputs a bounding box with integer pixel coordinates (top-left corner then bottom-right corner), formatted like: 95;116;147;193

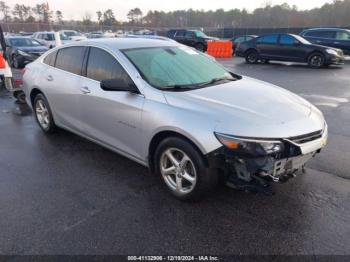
207;125;328;189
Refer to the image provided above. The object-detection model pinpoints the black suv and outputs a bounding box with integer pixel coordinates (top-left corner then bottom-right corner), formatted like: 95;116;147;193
300;28;350;55
167;29;218;52
236;33;345;68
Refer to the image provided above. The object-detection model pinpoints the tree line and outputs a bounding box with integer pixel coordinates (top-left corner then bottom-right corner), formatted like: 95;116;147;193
1;0;350;28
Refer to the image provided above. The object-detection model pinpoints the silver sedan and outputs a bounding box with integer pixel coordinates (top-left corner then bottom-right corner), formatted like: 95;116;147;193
22;38;328;200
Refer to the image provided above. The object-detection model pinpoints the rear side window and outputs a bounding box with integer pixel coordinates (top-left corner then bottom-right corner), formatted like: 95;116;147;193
305;30;335;39
86;47;131;82
43;51;57;67
175;31;185;37
257;35;278;44
55;47;86;75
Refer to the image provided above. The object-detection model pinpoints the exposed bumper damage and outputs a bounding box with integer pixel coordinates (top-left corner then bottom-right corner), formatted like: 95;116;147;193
207;126;328;194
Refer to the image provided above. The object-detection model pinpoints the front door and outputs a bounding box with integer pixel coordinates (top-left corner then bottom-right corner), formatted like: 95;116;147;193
79;47;145;160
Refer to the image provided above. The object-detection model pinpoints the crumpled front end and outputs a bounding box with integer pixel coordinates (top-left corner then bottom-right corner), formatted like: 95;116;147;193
206;124;328;193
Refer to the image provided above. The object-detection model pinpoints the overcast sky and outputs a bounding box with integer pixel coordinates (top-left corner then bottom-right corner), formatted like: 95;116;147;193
6;0;333;21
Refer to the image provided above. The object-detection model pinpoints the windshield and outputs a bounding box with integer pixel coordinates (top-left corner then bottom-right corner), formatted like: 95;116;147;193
123;46;236;90
294;35;311;44
9;38;41;47
194;31;208;38
59;33;69;40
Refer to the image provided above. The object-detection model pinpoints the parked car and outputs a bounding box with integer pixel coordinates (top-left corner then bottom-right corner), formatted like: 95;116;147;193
167;29;218;52
231;35;257;52
23;38;328;200
236;33;345;68
32;31;71;49
300;28;350;55
59;30;87;41
5;36;48;68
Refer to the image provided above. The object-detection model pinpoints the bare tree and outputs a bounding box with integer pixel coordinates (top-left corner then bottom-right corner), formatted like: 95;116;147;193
56;10;63;24
0;1;11;22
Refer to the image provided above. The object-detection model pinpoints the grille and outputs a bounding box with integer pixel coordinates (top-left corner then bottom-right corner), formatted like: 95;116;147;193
288;130;323;144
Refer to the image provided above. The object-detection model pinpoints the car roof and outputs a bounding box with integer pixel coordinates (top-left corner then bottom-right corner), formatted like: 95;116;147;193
302;28;350;32
6;36;36;39
60;38;178;51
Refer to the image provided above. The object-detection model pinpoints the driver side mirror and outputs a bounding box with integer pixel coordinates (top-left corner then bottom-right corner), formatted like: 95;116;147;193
100;78;139;94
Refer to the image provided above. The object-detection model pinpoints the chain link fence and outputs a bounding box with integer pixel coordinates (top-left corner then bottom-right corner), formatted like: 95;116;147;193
2;22;350;39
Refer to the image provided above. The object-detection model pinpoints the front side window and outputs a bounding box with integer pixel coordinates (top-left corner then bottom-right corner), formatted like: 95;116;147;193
9;38;41;47
123;46;236;90
185;31;195;38
280;35;298;45
86;47;131;83
234;37;245;43
194;31;207;38
46;34;55;41
55;46;86;75
257;35;278;44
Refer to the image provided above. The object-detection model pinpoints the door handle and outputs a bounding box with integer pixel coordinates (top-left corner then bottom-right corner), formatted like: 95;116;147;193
46;75;53;81
80;86;91;94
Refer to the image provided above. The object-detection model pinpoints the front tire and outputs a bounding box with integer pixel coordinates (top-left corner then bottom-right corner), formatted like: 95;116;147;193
154;137;217;201
33;93;57;133
308;53;325;68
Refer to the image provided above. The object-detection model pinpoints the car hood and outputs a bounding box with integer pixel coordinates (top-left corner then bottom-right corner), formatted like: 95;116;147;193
163;76;325;138
17;46;48;53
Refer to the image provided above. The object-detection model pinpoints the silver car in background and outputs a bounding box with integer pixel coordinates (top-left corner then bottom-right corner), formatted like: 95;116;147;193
22;38;328;200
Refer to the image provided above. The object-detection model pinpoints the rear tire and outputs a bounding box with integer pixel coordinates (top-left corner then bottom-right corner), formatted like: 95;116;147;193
245;50;259;64
308;53;325;68
33;93;57;133
154;137;217;201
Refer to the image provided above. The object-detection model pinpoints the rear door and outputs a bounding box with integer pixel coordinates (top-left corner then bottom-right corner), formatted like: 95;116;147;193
42;46;87;132
79;47;145;159
256;34;279;59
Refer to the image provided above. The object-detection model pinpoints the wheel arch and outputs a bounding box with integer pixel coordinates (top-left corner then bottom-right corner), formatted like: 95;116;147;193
148;130;208;172
245;48;258;55
30;88;44;107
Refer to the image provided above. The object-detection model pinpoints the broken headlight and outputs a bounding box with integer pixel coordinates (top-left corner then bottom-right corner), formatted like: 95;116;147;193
214;133;284;156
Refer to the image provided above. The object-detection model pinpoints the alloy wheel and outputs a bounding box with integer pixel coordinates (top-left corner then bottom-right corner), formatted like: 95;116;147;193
310;55;323;68
160;148;197;195
35;99;50;129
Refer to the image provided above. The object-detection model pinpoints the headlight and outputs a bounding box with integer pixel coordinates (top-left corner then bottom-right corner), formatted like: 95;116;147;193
17;50;30;56
326;49;338;56
214;133;284;156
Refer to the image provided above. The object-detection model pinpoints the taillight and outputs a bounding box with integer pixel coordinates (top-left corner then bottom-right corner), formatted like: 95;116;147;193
14;79;23;86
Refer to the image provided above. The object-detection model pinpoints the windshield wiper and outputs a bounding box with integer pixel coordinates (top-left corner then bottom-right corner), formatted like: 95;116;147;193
198;77;236;87
163;84;199;91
